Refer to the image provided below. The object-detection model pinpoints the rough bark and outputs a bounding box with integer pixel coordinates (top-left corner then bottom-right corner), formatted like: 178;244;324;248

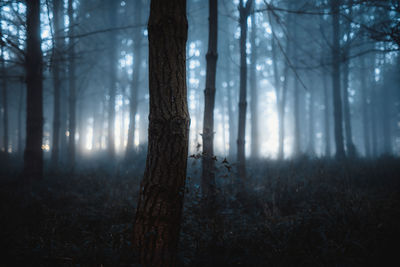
201;0;218;206
51;0;62;167
237;0;252;179
23;0;43;180
132;0;189;266
331;0;346;159
250;11;259;159
126;0;143;157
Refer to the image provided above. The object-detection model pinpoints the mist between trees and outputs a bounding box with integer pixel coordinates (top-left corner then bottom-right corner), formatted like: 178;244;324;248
0;0;399;266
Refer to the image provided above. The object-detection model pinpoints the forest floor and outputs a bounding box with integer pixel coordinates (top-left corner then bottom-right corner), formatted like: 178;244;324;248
0;154;400;266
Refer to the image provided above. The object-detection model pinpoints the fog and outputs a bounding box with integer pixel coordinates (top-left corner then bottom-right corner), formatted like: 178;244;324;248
1;0;400;266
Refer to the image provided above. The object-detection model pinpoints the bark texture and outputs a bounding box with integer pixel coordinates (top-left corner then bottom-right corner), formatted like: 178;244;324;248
201;0;218;206
132;0;189;266
23;0;43;180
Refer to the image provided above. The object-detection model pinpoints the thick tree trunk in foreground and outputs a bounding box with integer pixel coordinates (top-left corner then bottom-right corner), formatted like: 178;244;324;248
67;0;76;170
132;0;189;266
237;0;252;179
126;0;143;157
249;11;259;159
202;0;218;206
23;0;43;180
51;0;62;168
331;0;345;159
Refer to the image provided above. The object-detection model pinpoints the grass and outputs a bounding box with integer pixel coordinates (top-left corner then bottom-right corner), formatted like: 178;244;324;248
0;155;399;266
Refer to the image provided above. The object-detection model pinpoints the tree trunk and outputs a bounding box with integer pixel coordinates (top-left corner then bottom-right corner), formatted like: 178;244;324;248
226;45;236;159
18;81;24;155
331;0;345;159
360;55;370;157
67;0;76;170
23;0;43;180
126;0;143;158
132;0;189;266
0;13;8;153
107;1;118;158
202;0;218;206
307;82;315;155
323;68;331;157
51;0;62;168
249;11;259;159
237;0;252;179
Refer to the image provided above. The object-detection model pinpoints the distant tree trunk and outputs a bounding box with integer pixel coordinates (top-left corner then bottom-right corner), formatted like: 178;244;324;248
381;86;391;155
237;0;252;179
249;11;259;159
107;1;118;158
120;93;125;151
307;82;315;155
23;0;43;180
67;0;76;170
292;21;301;158
132;0;189;266
202;0;218;206
370;85;378;157
341;54;356;157
331;0;345;159
51;0;62;168
226;45;236;159
341;0;356;158
323;69;331;157
18;81;24;155
360;55;370;157
0;13;8;153
126;0;143;157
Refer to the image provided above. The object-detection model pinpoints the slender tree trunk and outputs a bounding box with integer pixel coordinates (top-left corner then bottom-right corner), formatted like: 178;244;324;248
382;79;391;154
342;50;356;157
120;93;125;151
250;11;259;159
308;82;315;155
23;0;43;180
132;1;190;266
51;0;62;168
226;45;236;159
331;0;345;159
323;69;332;157
67;0;76;170
360;55;370;157
202;0;218;206
126;0;143;157
107;1;118;158
237;0;252;179
0;13;8;153
18;81;24;155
